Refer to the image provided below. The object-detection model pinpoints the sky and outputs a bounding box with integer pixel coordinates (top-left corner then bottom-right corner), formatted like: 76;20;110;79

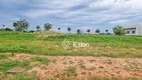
0;0;142;33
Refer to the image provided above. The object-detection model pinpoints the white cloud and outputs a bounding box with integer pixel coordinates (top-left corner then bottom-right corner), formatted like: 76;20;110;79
23;9;65;18
22;0;142;23
109;19;129;24
35;0;91;9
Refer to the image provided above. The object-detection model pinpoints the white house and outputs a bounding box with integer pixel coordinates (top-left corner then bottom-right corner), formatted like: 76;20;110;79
123;24;142;36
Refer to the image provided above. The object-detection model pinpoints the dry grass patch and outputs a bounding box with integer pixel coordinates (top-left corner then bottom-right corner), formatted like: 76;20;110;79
34;31;64;38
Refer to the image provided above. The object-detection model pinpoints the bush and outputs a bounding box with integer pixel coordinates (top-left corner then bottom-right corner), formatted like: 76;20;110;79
113;26;125;35
5;28;13;31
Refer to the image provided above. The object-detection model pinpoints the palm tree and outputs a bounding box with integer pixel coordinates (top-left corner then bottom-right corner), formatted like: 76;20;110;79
58;28;61;32
95;29;100;34
87;29;90;34
67;27;71;33
77;29;81;34
105;29;108;33
36;25;40;31
1;24;5;31
2;25;5;28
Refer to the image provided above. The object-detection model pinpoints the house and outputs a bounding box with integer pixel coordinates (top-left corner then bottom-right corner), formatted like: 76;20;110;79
123;24;142;36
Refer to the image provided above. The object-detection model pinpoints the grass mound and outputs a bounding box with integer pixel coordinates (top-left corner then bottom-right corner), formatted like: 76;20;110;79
34;31;64;38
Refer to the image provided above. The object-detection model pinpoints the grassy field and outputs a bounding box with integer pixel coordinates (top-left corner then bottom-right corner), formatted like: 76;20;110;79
0;31;142;58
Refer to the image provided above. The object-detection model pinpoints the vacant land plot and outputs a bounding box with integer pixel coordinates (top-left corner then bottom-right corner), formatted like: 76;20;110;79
0;31;142;80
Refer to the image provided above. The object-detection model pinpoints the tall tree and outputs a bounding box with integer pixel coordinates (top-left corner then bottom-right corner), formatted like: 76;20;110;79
67;27;71;33
77;29;81;34
36;25;40;31
44;23;52;31
87;29;90;34
13;19;29;31
113;25;125;35
95;29;100;34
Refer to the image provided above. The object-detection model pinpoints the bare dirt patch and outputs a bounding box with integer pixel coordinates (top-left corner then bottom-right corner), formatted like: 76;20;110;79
3;53;142;79
9;53;32;61
28;56;142;79
7;67;25;73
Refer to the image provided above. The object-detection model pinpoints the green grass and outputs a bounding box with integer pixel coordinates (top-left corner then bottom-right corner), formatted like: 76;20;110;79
0;54;11;59
0;53;51;80
30;56;50;64
0;60;30;72
0;31;142;57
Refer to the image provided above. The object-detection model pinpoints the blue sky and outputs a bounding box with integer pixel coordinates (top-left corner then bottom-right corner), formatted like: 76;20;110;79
0;0;142;33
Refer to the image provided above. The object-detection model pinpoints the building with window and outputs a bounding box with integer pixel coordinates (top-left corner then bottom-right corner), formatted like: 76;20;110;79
123;24;142;36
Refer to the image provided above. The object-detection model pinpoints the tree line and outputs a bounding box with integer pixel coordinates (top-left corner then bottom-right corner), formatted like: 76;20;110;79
0;19;125;35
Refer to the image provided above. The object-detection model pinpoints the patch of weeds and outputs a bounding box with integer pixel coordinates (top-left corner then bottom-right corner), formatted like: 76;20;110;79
31;70;38;75
88;77;142;80
107;59;112;65
5;72;40;80
54;73;60;78
51;60;57;64
89;59;96;63
64;66;78;77
30;56;50;64
69;60;74;64
0;60;30;73
88;67;96;70
78;60;87;70
78;60;84;66
11;53;15;56
124;60;142;71
80;65;87;70
63;62;67;65
43;78;56;80
0;54;9;59
98;66;104;69
81;72;86;75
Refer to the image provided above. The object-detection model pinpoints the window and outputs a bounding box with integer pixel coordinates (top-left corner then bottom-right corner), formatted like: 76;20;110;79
127;31;130;34
132;31;135;34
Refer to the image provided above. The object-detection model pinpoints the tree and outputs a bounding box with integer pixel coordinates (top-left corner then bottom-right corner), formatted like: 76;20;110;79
36;25;40;31
87;29;91;34
13;19;29;31
67;27;71;33
58;28;61;32
105;29;109;34
77;29;81;34
2;24;5;28
44;23;52;31
0;24;5;31
105;29;108;33
95;29;100;34
113;25;125;35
